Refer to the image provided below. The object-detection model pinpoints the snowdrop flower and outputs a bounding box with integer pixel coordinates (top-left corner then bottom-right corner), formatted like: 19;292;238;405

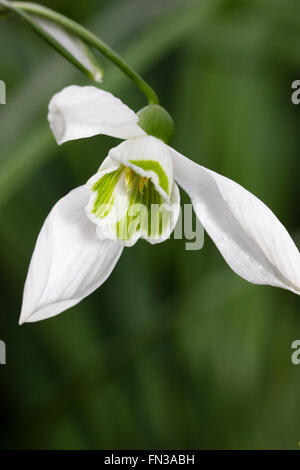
20;85;300;324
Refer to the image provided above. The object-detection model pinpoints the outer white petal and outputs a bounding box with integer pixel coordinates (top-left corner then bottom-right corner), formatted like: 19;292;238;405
20;186;123;324
171;149;300;294
108;135;174;200
48;85;145;144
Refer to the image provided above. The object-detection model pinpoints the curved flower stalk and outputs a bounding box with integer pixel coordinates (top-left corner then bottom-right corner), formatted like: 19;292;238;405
20;85;300;324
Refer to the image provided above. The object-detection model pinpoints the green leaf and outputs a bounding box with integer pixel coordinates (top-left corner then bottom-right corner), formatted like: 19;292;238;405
31;15;103;83
0;1;103;82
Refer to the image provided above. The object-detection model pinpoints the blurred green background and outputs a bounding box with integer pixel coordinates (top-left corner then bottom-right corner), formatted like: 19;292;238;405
0;0;300;450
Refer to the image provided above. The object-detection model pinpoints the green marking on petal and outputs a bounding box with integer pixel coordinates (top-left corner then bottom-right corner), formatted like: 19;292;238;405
129;159;169;196
92;166;123;219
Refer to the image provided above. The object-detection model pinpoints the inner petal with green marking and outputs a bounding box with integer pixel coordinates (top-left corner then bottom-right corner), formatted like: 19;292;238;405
87;164;173;245
129;159;169;196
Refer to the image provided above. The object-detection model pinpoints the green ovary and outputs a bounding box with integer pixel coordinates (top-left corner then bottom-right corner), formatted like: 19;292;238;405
91;165;170;242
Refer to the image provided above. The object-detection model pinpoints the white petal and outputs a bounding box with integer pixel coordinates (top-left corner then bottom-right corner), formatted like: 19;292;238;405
172;149;300;294
20;186;123;324
48;85;145;145
108;136;174;200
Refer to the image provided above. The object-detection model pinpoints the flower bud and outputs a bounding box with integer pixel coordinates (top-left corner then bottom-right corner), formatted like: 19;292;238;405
137;105;175;144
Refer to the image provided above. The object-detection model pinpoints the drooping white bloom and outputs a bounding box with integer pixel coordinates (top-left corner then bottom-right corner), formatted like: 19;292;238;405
20;85;300;324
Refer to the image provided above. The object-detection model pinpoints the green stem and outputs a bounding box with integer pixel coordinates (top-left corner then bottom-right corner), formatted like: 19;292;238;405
0;0;159;104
